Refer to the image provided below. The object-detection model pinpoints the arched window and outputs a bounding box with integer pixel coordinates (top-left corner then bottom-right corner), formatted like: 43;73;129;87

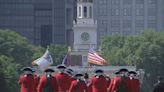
89;6;92;18
83;6;87;18
83;0;87;2
89;0;93;2
79;6;81;17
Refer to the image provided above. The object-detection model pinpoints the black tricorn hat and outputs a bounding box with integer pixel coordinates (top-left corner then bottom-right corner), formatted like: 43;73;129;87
66;69;73;75
118;68;128;72
21;67;33;72
129;71;137;75
67;68;74;72
44;68;55;72
84;73;89;79
57;64;66;69
74;73;83;77
114;70;120;74
94;69;104;73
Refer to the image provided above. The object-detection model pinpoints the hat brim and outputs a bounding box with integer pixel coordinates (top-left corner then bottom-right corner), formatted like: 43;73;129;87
66;71;72;75
44;69;55;72
74;74;83;77
67;69;73;72
129;71;137;74
114;71;120;74
57;65;66;69
21;67;33;72
94;70;104;73
119;68;128;72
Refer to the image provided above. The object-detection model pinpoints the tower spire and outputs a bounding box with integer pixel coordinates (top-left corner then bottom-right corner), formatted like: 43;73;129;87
77;0;93;19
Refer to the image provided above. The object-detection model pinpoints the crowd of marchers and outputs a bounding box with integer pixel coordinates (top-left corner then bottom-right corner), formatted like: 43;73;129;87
18;64;164;92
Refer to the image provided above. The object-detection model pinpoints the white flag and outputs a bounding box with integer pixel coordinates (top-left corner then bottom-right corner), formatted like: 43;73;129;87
33;49;53;69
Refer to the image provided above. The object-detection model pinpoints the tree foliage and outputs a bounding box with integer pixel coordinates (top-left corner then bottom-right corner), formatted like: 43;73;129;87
0;29;67;92
48;44;67;65
0;29;43;66
101;30;164;92
0;55;19;92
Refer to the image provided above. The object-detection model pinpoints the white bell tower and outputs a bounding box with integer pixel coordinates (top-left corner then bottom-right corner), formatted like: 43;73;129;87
77;0;93;19
72;0;97;66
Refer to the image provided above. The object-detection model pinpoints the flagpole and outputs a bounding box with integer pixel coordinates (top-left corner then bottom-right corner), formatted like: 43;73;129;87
87;47;91;73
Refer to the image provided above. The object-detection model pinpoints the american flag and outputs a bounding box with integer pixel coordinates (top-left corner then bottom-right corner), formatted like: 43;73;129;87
88;48;107;65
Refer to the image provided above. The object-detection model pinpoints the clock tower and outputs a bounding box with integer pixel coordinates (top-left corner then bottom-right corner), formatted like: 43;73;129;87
72;0;97;66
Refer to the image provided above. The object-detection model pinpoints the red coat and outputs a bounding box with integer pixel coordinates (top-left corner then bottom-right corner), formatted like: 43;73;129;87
87;84;92;92
68;77;76;89
107;78;111;87
129;78;140;92
110;76;131;92
37;74;58;92
69;80;87;92
55;73;72;92
107;78;114;92
18;74;35;92
34;75;40;92
90;76;108;92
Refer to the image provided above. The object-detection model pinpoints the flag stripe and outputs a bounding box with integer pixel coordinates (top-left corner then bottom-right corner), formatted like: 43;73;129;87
88;58;103;63
94;53;106;61
88;60;104;65
88;60;102;65
88;54;104;61
88;53;106;62
88;58;106;64
88;53;105;61
89;52;105;60
88;48;107;65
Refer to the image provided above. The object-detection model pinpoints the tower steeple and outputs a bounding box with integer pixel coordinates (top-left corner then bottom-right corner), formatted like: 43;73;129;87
77;0;93;19
72;0;97;66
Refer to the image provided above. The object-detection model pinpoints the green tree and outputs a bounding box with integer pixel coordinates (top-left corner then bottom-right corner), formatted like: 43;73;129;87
32;44;68;66
0;29;44;92
0;55;19;92
101;34;126;65
0;29;43;66
0;29;68;92
101;30;164;92
48;44;67;65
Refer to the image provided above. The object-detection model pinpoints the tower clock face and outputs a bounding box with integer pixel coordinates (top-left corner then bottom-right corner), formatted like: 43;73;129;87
81;32;90;41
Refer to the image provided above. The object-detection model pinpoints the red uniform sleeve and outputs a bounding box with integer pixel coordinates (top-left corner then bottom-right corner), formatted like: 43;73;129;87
67;76;74;90
107;78;114;92
34;76;40;92
104;77;108;88
83;81;88;92
68;81;75;92
131;79;140;92
87;81;92;92
55;73;72;91
125;78;132;92
37;76;46;92
52;77;59;92
88;84;92;92
111;77;120;92
18;75;22;85
103;77;108;92
66;74;72;91
136;80;140;92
